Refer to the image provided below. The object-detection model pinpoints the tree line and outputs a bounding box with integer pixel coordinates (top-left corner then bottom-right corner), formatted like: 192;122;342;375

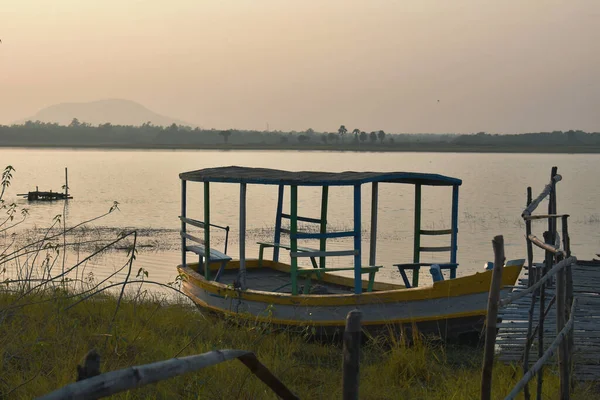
0;119;598;149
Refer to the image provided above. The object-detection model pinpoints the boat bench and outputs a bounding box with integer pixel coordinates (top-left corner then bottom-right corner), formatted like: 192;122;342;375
296;265;382;293
186;245;232;282
257;242;319;269
394;262;458;288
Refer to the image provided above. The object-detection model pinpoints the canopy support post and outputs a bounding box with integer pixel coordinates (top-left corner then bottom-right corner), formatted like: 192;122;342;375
319;186;329;269
273;185;284;263
239;183;247;289
203;182;210;280
353;184;362;294
369;182;378;267
290;185;299;295
181;179;187;269
450;185;459;279
412;184;422;287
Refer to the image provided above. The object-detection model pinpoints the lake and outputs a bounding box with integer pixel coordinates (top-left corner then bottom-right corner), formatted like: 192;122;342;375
1;148;599;288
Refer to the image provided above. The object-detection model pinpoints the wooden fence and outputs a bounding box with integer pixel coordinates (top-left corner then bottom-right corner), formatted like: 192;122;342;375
481;166;577;400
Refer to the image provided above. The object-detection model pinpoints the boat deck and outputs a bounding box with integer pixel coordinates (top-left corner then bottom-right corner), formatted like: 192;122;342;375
217;267;357;295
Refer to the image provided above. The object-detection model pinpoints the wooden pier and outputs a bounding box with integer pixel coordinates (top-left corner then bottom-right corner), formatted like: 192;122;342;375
497;260;600;381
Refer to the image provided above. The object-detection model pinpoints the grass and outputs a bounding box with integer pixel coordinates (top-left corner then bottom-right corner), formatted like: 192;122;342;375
1;287;596;399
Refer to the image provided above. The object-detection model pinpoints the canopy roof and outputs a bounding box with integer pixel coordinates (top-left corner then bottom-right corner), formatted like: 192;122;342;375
180;166;461;186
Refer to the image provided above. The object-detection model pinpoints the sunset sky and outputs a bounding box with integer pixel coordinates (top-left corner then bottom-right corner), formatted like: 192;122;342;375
0;0;597;133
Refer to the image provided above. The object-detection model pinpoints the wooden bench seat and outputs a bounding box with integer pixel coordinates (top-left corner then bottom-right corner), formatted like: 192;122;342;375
297;265;381;293
186;245;232;281
394;262;458;288
257;242;319;268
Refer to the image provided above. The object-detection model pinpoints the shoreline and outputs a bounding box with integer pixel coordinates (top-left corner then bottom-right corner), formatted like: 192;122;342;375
2;143;600;153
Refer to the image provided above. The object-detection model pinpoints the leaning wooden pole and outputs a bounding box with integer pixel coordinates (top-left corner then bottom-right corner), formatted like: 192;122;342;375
556;255;569;399
38;350;299;400
481;235;505;400
343;310;362;400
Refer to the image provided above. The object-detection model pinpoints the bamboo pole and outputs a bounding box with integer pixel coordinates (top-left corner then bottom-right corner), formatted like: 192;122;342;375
481;235;504;400
536;232;552;400
38;350;299;400
525;187;534;287
556;255;569;399
343;310;362;400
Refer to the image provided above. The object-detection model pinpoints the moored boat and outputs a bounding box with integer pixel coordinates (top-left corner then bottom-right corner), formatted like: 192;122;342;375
176;166;523;341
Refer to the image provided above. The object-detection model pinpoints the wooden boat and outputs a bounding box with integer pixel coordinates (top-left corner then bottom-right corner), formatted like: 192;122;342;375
176;166;523;341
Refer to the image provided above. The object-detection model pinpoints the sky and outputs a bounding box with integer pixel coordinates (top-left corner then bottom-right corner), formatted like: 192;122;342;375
0;0;598;133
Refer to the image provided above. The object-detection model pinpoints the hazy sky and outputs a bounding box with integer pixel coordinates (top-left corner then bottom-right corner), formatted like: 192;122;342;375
1;0;598;133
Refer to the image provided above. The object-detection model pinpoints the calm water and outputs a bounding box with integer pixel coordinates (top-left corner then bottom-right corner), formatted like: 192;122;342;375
1;148;599;287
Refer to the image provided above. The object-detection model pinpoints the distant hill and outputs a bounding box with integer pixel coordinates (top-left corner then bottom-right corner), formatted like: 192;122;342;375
16;99;193;127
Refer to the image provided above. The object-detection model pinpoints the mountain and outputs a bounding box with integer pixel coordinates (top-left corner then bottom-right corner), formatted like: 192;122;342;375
16;99;194;127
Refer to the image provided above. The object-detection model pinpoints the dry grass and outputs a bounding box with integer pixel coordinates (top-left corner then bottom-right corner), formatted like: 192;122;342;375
1;287;597;399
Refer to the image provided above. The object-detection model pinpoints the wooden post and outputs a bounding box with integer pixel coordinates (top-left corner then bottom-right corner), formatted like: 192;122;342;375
412;184;422;287
450;185;459;278
290;185;299;295
353;184;362;294
239;183;247;290
549;167;558;239
562;215;574;389
369;182;378;267
480;235;505;400
273;185;284;263
319;186;329;269
342;310;362;400
556;253;569;399
522;271;538;400
526;187;534;287
537;231;552;400
204;182;211;280
181;180;187;268
64;167;69;198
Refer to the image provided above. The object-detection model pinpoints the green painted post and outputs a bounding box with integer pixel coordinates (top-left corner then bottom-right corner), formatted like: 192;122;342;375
204;182;211;280
319;186;329;269
413;184;422;287
290;185;299;295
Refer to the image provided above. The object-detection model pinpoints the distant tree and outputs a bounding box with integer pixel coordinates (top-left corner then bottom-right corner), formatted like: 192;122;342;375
369;131;377;143
306;128;314;135
99;123;112;131
168;123;179;133
321;134;328;144
389;137;395;144
352;128;360;142
338;125;347;142
69;118;81;128
298;135;309;143
377;130;386;144
219;130;232;143
280;135;289;144
359;131;368;143
328;132;338;143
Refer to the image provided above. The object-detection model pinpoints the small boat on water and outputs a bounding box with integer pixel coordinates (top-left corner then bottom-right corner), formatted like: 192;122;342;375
176;166;523;341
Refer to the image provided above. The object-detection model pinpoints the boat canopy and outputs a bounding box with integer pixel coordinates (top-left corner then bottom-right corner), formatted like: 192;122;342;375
179;166;462;187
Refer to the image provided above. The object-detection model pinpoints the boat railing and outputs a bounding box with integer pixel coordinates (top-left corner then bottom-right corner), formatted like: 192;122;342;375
179;216;230;255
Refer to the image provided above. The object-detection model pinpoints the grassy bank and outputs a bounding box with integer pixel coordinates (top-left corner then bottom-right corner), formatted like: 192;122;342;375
1;288;593;399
